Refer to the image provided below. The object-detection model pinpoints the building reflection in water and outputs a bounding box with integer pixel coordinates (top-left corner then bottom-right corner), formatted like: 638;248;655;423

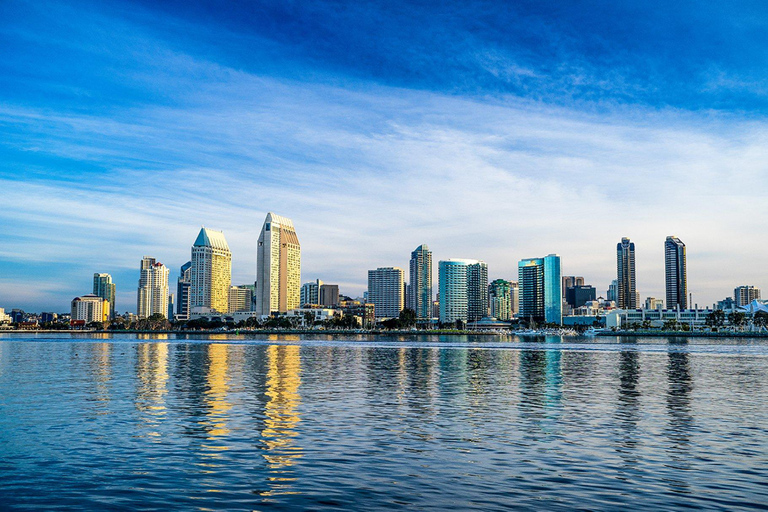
203;343;232;452
260;344;303;496
615;349;641;470
665;348;693;492
87;342;112;408
135;342;169;438
518;342;562;434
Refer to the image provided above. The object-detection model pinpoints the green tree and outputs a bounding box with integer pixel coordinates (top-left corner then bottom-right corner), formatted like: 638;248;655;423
399;308;417;328
754;311;768;329
705;310;725;329
728;311;747;329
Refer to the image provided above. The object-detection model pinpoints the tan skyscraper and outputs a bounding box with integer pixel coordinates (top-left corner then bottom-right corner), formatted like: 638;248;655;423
190;227;232;314
137;256;169;318
256;213;301;315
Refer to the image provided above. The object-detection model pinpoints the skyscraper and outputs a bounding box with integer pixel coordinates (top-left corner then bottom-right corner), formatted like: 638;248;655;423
518;254;562;325
256;213;301;315
438;259;488;324
93;273;116;319
176;261;192;320
408;244;433;322
228;285;254;313
137;256;169;319
616;237;637;309
367;267;405;319
665;236;687;310
489;279;513;321
190;228;232;314
319;284;339;307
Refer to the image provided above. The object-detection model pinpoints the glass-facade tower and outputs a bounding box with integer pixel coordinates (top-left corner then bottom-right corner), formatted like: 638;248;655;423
665;236;687;310
518;254;562;325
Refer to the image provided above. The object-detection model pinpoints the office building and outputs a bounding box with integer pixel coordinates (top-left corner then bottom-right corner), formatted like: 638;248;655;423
518;254;562;325
71;294;110;324
565;285;596;308
368;267;405;319
93;273;116;319
438;259;488;324
734;285;761;307
408;244;433;322
616;237;637;309
300;280;322;306
489;279;513;321
228;285;254;313
665;236;687;310
191;228;232;314
319;284;339;308
607;279;618;303
137;256;169;319
176;261;192;320
256;213;301;315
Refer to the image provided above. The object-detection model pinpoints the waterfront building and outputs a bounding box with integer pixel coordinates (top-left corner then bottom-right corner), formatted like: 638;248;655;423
256;213;301;315
71;294;110;324
92;273;116;319
607;279;618;303
518;254;562;325
228;285;254;313
408;244;433;322
137;256;169;319
167;294;174;320
438;259;488;324
191;228;232;314
339;300;376;328
0;308;11;324
734;285;761;307
176;261;192;320
300;280;322;306
368;267;405;319
319;284;339;308
616;237;637;309
489;279;513;321
665;236;687;309
717;297;736;311
565;285;596;308
645;297;664;310
606;307;713;329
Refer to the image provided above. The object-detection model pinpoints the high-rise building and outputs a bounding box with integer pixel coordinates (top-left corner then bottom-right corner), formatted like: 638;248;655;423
408;244;433;322
137;256;169;319
665;236;687;310
489;279;513;321
565;285;596;308
256;213;301;315
93;273;116;319
190;228;232;314
167;294;175;320
518;254;562;325
71;294;110;324
176;261;192;320
438;259;488;324
616;237;637;309
734;285;761;307
368;267;405;319
300;279;322;307
607;279;618;303
319;284;339;308
228;285;254;313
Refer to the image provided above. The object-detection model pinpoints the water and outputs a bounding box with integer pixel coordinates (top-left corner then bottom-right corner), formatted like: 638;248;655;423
1;333;767;510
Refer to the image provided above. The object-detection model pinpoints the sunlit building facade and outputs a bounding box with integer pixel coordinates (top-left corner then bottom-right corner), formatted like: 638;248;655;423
191;228;232;314
93;273;116;319
438;259;488;324
408;244;433;322
71;294;110;324
137;256;169;319
734;285;761;307
518;254;562;325
368;267;405;319
256;213;301;315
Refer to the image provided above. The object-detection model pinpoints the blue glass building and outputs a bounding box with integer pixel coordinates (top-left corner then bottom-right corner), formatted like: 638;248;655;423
518;254;562;325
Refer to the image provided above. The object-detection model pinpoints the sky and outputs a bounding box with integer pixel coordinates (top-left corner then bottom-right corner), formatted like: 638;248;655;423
1;0;768;313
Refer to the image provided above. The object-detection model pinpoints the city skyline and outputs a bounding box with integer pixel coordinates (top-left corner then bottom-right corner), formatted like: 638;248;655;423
3;1;768;311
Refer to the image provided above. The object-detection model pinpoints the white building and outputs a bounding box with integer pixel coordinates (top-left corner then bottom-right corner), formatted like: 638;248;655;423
228;285;253;313
368;267;405;319
255;213;301;315
71;294;109;324
191;227;232;314
606;307;714;329
300;279;322;306
137;256;169;319
734;286;761;308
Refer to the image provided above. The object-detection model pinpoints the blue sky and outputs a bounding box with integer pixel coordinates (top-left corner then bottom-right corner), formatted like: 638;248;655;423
2;0;768;313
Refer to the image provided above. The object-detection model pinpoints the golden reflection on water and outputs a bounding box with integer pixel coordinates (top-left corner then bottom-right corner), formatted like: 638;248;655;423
89;342;112;405
260;344;302;495
137;333;169;340
203;343;232;450
135;342;169;437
